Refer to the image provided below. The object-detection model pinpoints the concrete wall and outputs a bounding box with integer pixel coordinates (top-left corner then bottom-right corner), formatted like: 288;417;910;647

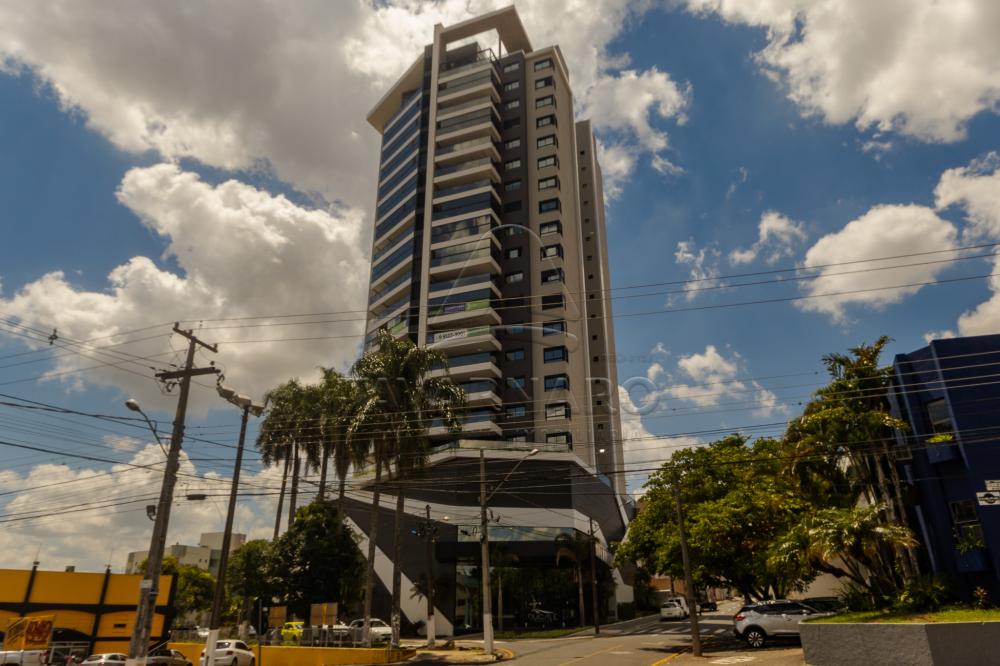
801;621;1000;666
168;643;413;666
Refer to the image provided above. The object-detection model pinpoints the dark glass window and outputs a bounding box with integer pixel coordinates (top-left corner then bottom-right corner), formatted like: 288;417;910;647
546;432;571;444
540;221;562;235
537;135;558;149
537;114;556;128
504;201;523;212
535;77;554;89
544;374;569;390
541;268;564;283
503;62;520;73
542;294;564;310
534;58;553;71
503;117;521;129
537;155;558;169
542;320;565;335
543;346;568;363
541;244;563;259
504;138;521;150
503;80;520;91
539;198;560;213
506;348;525;361
505;158;521;170
535;95;555;109
503;99;520;110
507;376;527;389
545;403;570;419
539;176;559;190
507;405;526;418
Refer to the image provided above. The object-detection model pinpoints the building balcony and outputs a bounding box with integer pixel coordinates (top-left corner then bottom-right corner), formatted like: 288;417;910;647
432;179;497;205
438;51;497;84
434;158;501;190
368;272;412;310
427;300;501;328
428;325;501;354
435;119;500;150
429;413;502;438
434;137;500;166
369;251;413;292
428;352;500;381
428;250;500;280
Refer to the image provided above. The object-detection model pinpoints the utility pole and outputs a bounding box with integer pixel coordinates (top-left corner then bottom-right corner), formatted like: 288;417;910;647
205;386;264;666
671;466;701;657
589;518;600;635
424;504;436;648
479;449;494;655
127;324;218;666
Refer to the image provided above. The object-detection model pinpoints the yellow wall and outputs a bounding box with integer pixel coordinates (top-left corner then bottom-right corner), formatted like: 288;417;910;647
0;571;30;603
168;644;415;666
104;573;173;606
30;572;104;604
25;610;94;634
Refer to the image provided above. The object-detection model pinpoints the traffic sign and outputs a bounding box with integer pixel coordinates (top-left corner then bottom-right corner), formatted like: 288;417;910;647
986;480;1000;492
976;491;1000;506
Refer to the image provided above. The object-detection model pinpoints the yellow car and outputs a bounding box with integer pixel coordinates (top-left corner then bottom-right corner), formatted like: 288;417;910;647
280;621;304;643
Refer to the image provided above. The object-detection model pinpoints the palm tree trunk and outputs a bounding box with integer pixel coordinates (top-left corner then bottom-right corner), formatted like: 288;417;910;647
882;442;920;578
577;564;585;626
391;482;405;648
363;462;382;648
288;447;301;526
318;445;330;501
273;456;291;540
338;476;347;515
871;450;910;583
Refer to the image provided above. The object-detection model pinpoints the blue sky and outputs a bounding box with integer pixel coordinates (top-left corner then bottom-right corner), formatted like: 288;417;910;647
1;0;999;569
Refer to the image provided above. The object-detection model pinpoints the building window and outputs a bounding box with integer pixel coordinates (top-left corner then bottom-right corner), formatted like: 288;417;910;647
507;376;527;390
506;405;526;418
503;81;520;91
546;402;570;420
534;58;553;71
537;135;558;149
506;348;525;361
926;398;953;435
504;201;522;212
543;346;568;363
535;76;554;89
504;138;521;150
539;198;560;213
506;225;526;237
950;499;983;545
508;323;526;334
542;320;565;336
535;95;555;109
504;180;522;192
503;62;520;73
537;155;558;169
541;244;563;259
542;294;564;310
508;434;528;443
546;432;571;444
536;114;556;128
504;159;521;170
538;176;559;191
503;99;521;110
540;221;562;235
541;268;564;283
544;374;569;391
507;247;522;259
503;117;521;129
505;271;524;284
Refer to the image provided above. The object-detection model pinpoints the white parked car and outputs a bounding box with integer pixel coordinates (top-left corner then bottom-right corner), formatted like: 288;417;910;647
198;641;254;666
81;656;126;666
0;649;50;665
659;600;688;621
349;619;391;642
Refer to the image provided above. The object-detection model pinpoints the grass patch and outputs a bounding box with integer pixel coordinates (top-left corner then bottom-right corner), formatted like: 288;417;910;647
494;626;591;639
810;607;1000;624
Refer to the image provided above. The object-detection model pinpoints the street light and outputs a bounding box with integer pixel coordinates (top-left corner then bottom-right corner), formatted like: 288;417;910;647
480;447;538;655
126;398;168;455
203;383;264;666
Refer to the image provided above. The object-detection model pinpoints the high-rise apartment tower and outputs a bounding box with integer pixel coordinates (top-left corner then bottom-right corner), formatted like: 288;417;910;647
364;7;624;495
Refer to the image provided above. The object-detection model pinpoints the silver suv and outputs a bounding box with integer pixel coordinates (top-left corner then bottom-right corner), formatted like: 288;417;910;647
733;600;832;647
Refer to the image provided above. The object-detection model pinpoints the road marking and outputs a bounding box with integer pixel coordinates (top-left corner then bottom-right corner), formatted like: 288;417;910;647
609;651;633;655
709;658;755;664
648;652;683;665
554;642;625;665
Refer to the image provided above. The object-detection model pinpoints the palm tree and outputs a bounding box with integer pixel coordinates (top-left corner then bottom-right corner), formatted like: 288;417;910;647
556;531;592;627
349;329;465;648
317;368;365;510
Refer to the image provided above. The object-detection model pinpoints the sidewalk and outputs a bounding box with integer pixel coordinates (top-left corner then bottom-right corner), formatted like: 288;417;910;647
394;640;515;664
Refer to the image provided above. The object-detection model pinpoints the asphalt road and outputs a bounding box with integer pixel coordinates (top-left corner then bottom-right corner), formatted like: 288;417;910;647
495;604;806;666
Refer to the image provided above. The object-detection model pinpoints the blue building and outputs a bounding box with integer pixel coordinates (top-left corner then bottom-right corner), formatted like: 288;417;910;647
890;334;1000;599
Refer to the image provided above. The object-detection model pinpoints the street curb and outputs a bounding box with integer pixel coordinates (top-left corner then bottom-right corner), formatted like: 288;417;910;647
495;647;515;661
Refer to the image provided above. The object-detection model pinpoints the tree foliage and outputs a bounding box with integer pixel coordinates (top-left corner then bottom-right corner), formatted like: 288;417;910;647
145;555;215;619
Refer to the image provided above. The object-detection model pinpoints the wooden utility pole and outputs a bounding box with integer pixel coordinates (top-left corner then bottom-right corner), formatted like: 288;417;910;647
127;325;218;666
671;466;701;657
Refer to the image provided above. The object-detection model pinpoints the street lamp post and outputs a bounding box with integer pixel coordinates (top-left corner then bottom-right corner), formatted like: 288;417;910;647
479;448;537;656
204;385;264;666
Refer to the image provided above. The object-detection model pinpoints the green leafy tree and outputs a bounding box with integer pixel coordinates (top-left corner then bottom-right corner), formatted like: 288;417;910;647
349;329;465;647
226;540;274;637
269;500;366;619
143;556;215;620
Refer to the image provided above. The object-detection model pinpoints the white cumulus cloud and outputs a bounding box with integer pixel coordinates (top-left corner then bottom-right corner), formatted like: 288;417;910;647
729;210;807;265
684;0;1000;143
797;204;958;322
0;164;368;412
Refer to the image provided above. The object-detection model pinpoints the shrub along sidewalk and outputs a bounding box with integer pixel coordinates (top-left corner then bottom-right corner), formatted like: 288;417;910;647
809;607;1000;624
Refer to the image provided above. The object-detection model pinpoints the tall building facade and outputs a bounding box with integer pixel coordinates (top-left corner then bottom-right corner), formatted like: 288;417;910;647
344;7;634;633
364;7;623;494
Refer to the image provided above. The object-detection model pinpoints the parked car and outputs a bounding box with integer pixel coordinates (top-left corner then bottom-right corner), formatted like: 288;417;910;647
81;656;126;666
525;608;559;627
195;627;209;639
662;595;690;615
348;619;391;642
147;649;191;666
279;621;303;643
733;600;834;648
697;600;718;613
801;596;845;613
198;641;254;666
0;649;51;665
659;600;687;621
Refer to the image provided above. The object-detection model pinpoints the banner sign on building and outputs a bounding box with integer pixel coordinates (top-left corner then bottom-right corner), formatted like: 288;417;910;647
3;616;54;651
976;491;1000;506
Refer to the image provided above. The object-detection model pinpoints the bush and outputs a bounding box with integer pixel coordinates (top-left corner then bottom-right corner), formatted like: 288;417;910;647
894;576;951;612
839;582;876;612
973;586;991;610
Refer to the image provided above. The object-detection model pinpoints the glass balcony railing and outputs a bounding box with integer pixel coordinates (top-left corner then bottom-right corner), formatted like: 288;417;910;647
435;96;494;120
440;48;498;76
434;179;493;201
431;215;495;245
436;108;498;136
370;239;414;282
377;160;418;198
435;136;495;157
460;378;498;393
429;243;493;269
429;297;491;318
372;231;414;265
383;92;421;141
435;157;496;178
431;192;499;222
438;69;496;97
378;137;419;179
376;180;418;221
432;351;496;370
372;292;410;323
380;119;419;162
429;274;495;294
